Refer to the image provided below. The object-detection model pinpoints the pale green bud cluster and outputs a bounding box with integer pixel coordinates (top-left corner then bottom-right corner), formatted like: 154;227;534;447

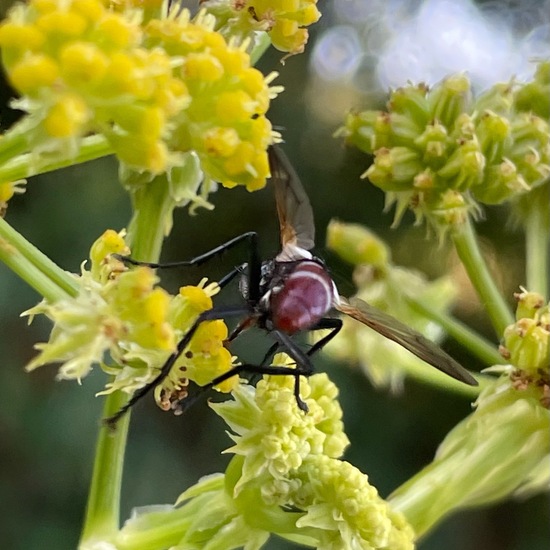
339;68;550;235
24;229;237;412
499;289;550;404
124;356;414;549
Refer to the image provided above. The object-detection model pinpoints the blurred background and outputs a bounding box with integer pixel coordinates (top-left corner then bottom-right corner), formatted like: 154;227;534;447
0;0;549;548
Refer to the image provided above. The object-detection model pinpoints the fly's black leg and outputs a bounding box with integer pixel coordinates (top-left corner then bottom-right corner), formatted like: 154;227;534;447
173;363;321;415
170;320;343;416
114;232;258;271
104;229;265;427
306;317;343;357
104;304;250;428
267;320;342;411
270;330;315;412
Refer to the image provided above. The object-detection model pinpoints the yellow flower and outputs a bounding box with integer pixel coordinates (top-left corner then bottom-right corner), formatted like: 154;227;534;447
25;230;235;413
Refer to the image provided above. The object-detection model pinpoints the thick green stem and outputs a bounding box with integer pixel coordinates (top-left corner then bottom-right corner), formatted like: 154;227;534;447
405;295;503;367
79;391;131;548
451;218;514;337
81;175;176;546
0;217;78;301
126;176;174;259
0;135;113;182
524;185;550;298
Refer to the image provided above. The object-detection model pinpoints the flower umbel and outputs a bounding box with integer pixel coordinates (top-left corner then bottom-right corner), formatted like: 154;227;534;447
0;0;278;189
117;356;415;549
24;229;236;411
338;72;550;237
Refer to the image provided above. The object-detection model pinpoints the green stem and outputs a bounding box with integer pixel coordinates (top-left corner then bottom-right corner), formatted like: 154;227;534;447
0;217;78;301
451;218;514;337
126;175;174;259
79;391;131;548
405;295;503;367
524;185;550;298
0;121;34;166
0;135;114;182
81;176;176;546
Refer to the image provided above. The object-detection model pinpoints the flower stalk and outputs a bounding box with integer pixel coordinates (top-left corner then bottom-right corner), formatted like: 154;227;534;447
0;216;78;301
404;293;503;368
0;135;114;183
389;376;550;538
524;185;550;297
451;217;514;336
79;177;176;543
79;390;131;549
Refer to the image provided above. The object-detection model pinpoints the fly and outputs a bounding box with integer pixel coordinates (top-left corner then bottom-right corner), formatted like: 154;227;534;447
105;146;476;426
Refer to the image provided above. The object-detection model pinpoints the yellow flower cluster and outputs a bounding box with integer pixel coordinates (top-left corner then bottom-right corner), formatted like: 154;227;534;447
25;229;236;411
145;10;276;190
297;455;415;550
0;179;26;215
201;0;321;55
240;0;321;54
0;0;278;189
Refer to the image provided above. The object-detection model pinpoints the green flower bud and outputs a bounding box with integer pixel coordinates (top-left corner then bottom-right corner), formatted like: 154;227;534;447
503;318;550;373
388;82;430;126
437;139;485;190
428;73;473;129
514;289;545;320
501;290;550;376
414;121;450;168
472;159;529;204
476;110;511;164
340;110;392;152
508;114;550;189
365;147;423;191
514;61;550;119
326;220;391;268
427;189;471;229
474;81;515;116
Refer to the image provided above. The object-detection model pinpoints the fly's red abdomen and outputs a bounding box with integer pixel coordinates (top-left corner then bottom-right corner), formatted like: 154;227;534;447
270;261;334;334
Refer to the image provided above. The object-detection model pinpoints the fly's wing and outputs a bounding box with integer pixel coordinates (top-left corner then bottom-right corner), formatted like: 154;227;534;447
268;145;316;251
336;297;478;386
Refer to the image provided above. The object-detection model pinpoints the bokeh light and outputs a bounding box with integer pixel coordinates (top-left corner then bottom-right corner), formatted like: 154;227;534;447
311;0;550;98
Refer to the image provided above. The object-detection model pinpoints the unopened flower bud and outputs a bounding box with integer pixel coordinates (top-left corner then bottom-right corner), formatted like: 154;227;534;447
326;220;390;268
